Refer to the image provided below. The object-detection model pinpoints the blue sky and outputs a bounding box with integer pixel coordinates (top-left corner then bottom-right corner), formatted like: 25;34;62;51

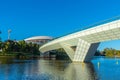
0;0;120;50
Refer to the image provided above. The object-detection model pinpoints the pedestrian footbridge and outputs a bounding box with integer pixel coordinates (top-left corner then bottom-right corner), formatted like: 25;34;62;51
39;18;120;62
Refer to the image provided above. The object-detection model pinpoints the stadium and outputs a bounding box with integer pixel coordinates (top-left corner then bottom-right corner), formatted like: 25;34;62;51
24;36;53;45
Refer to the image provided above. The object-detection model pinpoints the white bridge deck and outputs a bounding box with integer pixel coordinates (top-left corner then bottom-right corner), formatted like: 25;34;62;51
40;18;120;62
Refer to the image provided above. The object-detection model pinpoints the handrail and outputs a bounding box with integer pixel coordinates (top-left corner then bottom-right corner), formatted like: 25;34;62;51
55;15;120;39
42;15;120;45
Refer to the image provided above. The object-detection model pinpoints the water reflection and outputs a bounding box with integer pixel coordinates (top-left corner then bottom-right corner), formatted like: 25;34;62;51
30;60;98;80
0;57;98;80
65;63;98;80
0;57;120;80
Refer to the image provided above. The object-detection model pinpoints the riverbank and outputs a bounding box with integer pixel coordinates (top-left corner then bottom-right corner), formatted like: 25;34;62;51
0;52;41;60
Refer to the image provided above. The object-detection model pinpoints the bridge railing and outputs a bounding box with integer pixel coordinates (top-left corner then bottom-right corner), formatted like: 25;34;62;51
54;15;120;39
41;15;120;46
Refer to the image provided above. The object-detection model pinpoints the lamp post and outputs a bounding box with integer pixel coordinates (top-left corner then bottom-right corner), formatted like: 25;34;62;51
8;29;11;40
0;31;1;41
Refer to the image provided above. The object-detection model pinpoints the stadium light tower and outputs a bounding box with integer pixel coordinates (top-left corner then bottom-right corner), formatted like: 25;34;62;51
8;29;11;40
0;31;1;41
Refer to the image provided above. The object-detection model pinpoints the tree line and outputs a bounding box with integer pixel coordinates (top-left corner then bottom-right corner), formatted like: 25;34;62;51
95;48;120;57
0;40;40;56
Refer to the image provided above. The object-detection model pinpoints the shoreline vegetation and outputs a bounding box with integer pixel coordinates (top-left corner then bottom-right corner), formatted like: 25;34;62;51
0;40;120;59
95;48;120;57
0;40;40;59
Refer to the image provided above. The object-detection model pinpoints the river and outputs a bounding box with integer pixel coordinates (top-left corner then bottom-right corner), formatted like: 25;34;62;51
0;56;119;80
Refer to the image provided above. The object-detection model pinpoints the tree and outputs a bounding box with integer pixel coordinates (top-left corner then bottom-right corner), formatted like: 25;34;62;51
103;48;116;57
53;48;70;60
0;39;40;56
94;50;101;56
0;41;2;49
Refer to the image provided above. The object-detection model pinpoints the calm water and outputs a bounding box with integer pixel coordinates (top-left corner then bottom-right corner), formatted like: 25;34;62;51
0;57;120;80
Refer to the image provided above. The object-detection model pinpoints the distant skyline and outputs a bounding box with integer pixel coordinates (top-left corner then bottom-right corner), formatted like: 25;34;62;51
0;0;120;50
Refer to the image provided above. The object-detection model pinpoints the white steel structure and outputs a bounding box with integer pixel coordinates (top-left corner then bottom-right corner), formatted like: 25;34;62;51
25;36;52;45
40;18;120;62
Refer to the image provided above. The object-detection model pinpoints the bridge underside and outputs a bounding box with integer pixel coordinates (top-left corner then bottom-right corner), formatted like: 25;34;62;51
40;19;120;62
60;39;100;62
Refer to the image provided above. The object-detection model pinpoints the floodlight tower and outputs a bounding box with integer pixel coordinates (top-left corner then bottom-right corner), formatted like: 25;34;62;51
8;29;11;40
0;31;1;41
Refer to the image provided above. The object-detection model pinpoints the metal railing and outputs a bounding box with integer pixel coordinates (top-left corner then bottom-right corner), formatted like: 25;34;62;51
55;15;120;39
42;15;120;46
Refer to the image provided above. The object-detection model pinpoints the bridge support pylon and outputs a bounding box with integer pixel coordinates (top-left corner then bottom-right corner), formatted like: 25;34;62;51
73;39;100;62
60;43;75;61
60;39;100;62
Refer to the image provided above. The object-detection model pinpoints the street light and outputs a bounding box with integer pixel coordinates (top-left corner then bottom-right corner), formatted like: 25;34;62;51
8;29;11;40
0;31;1;41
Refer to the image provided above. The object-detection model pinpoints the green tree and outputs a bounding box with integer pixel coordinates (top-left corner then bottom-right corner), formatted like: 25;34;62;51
54;48;70;60
0;39;40;56
94;50;101;56
103;48;116;57
0;41;2;49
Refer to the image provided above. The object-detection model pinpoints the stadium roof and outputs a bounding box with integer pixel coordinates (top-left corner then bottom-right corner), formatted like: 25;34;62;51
24;36;53;41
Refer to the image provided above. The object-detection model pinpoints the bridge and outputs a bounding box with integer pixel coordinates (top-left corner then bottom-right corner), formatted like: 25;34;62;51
39;17;120;62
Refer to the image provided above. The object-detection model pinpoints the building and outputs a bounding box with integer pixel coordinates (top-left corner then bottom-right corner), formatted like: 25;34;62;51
24;36;53;45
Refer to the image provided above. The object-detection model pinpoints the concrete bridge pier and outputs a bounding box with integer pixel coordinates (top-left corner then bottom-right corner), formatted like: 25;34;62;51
60;39;100;62
73;39;100;62
60;43;75;61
